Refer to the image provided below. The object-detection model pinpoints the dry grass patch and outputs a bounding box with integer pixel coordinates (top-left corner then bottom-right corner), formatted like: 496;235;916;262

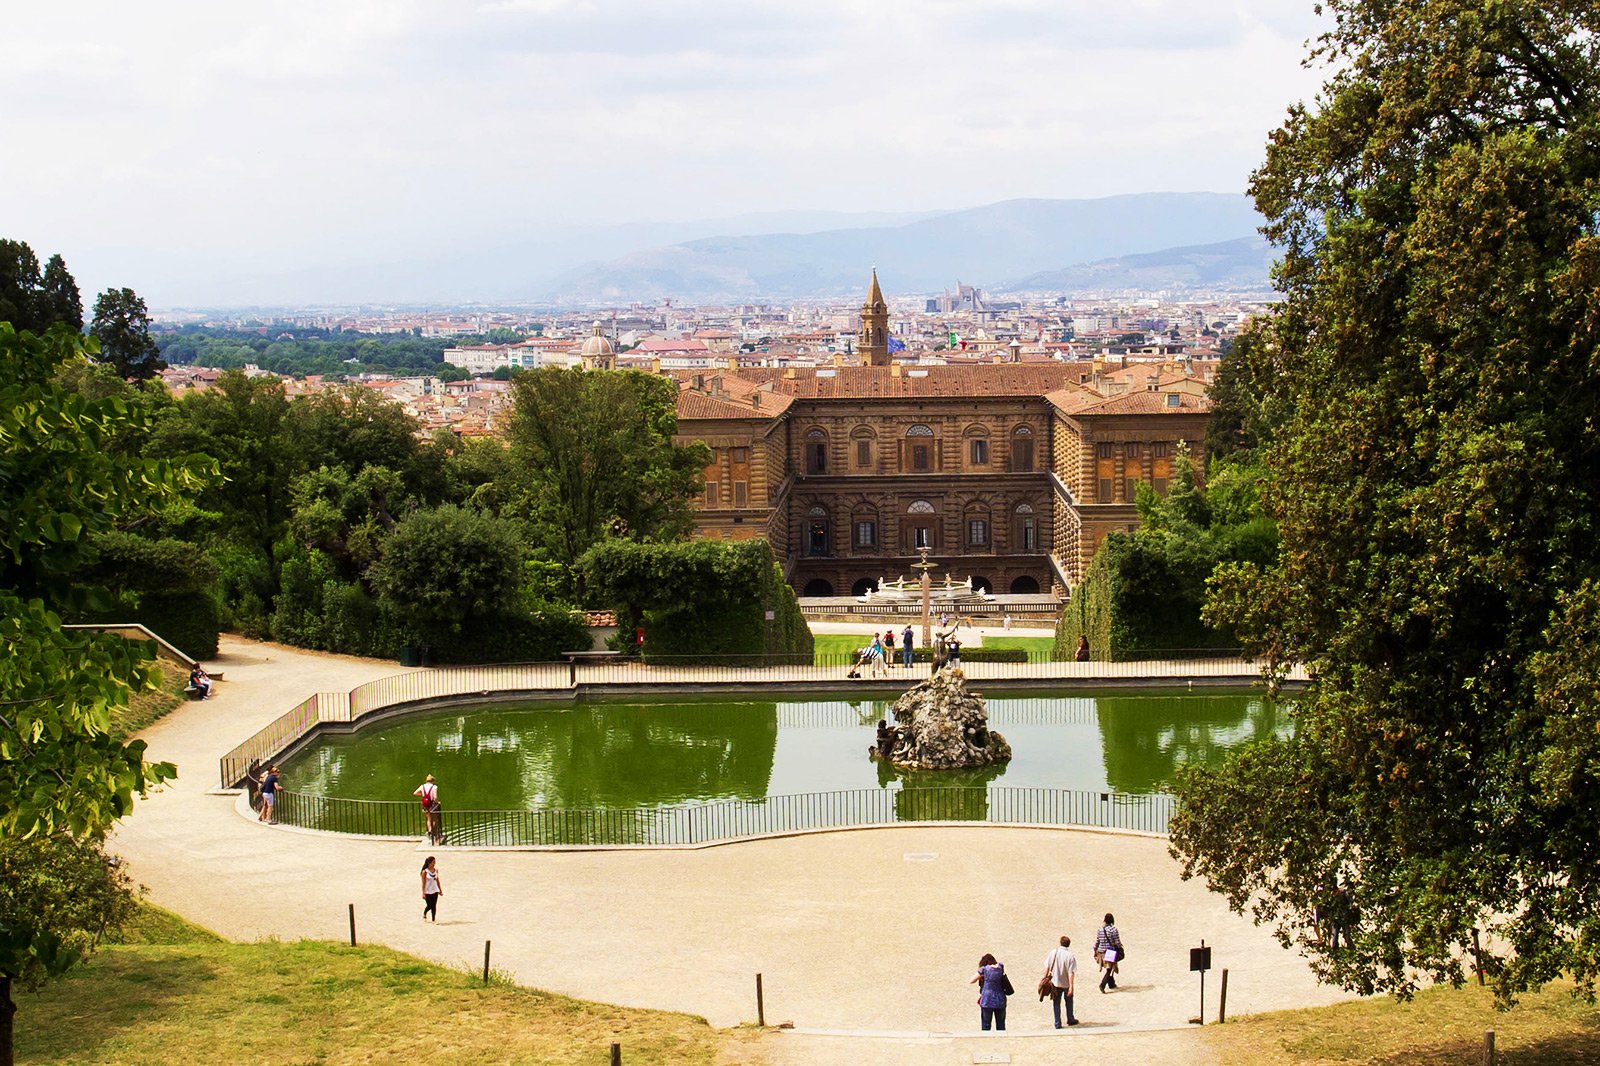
18;907;749;1066
1206;980;1600;1064
113;664;190;740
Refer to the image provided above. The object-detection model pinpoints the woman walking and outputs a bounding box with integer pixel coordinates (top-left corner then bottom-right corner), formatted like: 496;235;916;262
421;856;442;922
1095;913;1125;992
970;953;1009;1031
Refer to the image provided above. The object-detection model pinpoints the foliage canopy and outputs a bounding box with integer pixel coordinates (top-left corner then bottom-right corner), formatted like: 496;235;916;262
1170;0;1600;1003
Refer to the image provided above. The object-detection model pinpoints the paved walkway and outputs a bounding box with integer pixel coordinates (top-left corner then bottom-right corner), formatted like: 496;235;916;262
110;637;1350;1064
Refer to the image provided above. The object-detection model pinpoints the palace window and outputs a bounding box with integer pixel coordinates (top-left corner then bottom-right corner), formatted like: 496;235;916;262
705;482;719;506
970;439;989;465
1016;503;1037;551
805;429;828;474
1096;442;1113;459
968;519;989;546
855;520;877;547
733;481;748;507
1153;441;1169;458
856;439;872;467
731;447;749;464
1126;442;1141;460
1011;426;1034;472
1097;478;1113;503
912;444;931;471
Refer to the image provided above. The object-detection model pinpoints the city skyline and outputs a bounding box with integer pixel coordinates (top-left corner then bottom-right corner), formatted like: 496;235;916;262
5;1;1328;305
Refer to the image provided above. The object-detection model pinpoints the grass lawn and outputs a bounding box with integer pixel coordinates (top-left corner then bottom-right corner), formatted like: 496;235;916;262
978;635;1055;662
17;906;751;1066
112;663;190;740
16;907;1600;1064
812;634;870;662
1204;980;1600;1064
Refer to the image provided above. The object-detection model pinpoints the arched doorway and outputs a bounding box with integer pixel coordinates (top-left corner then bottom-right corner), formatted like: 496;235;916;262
851;578;876;597
1009;575;1041;594
803;578;835;597
971;576;993;594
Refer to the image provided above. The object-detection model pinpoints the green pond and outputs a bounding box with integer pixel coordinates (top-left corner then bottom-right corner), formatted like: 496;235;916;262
279;690;1286;811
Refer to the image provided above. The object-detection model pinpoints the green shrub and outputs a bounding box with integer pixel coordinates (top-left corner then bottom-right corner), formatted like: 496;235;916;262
134;591;223;659
579;539;812;663
418;602;588;664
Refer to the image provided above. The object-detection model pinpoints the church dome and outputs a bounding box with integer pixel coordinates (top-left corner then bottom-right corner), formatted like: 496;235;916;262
580;321;615;359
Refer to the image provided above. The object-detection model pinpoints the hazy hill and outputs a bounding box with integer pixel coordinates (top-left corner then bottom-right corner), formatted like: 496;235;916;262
542;193;1262;303
1002;235;1276;296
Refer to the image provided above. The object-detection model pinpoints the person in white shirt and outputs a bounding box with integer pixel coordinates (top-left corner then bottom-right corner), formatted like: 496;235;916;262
420;856;442;922
1043;934;1079;1027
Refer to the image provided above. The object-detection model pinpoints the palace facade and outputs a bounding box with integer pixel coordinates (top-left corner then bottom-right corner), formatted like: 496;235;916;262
671;277;1213;600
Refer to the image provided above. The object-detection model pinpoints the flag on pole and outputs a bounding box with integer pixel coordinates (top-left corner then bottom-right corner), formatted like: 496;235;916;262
948;331;960;349
887;336;906;353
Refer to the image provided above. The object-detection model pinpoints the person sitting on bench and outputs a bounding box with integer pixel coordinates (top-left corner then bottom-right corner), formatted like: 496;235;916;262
188;664;213;700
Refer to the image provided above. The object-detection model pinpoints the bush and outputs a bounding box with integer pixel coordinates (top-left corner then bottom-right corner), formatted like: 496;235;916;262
579;539;812;663
134;591;223;659
370;505;524;625
418;602;588;664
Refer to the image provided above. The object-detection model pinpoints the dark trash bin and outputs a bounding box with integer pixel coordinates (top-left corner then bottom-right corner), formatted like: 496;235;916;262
418;644;433;667
398;645;419;667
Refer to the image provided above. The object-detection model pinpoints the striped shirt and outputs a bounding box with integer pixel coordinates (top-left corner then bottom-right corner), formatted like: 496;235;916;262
1094;924;1123;956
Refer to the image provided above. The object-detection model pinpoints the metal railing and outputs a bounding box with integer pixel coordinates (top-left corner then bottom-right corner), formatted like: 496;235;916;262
220;653;1282;788
268;786;1175;846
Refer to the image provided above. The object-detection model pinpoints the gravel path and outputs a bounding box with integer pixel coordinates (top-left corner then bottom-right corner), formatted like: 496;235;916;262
110;636;1351;1063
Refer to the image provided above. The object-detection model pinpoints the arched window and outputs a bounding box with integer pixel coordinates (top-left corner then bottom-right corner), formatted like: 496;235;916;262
802;578;835;597
964;424;991;466
851;578;876;597
805;428;828;474
905;424;935;472
907;500;935;513
1015;502;1038;552
806;505;830;557
1009;575;1041;595
850;426;876;470
1011;424;1035;472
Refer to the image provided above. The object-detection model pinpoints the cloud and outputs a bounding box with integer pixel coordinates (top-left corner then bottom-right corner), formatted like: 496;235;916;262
0;0;1329;303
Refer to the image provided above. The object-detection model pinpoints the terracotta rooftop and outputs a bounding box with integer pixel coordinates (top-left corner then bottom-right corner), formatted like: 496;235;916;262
731;363;1106;399
1071;390;1212;416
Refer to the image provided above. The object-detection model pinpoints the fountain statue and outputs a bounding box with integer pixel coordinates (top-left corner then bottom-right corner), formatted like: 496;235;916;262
870;668;1011;771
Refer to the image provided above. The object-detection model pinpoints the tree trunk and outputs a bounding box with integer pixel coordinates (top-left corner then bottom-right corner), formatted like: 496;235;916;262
1;974;15;1066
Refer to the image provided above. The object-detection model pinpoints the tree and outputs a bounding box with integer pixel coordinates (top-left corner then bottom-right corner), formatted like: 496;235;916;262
0;835;136;1066
0;325;213;841
90;288;165;381
504;369;710;576
368;505;524;627
1170;0;1600;1004
0;242;81;335
38;256;81;333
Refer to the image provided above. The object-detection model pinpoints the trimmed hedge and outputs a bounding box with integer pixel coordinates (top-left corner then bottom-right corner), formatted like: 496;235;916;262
580;539;813;664
417;602;588;665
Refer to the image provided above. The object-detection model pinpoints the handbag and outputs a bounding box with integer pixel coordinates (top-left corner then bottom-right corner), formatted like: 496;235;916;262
1001;972;1015;997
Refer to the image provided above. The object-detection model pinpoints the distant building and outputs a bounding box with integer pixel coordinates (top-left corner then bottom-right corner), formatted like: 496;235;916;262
670;272;1212;599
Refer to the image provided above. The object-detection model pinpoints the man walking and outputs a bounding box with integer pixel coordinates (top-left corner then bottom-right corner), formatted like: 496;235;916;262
1043;935;1079;1027
901;624;914;669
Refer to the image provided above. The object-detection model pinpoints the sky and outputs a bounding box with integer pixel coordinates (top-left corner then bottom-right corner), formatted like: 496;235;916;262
2;1;1330;305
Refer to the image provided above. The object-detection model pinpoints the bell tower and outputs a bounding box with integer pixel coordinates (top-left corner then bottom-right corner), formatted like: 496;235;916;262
858;268;891;367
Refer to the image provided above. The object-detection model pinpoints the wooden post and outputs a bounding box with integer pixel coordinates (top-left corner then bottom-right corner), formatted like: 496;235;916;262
610;1042;622;1066
1472;927;1485;986
756;972;766;1027
348;903;356;947
1218;968;1229;1024
483;940;492;985
1484;1030;1495;1066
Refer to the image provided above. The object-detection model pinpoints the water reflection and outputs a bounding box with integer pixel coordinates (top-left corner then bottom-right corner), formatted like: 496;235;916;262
281;690;1286;812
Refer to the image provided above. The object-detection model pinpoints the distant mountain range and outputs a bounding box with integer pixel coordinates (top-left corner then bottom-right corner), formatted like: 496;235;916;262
150;193;1268;307
1002;235;1276;296
540;193;1265;304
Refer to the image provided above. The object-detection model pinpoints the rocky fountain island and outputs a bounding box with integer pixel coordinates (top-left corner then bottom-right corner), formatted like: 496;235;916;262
871;668;1012;771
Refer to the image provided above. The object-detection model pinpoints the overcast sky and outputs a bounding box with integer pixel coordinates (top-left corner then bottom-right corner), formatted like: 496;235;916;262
3;1;1329;304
